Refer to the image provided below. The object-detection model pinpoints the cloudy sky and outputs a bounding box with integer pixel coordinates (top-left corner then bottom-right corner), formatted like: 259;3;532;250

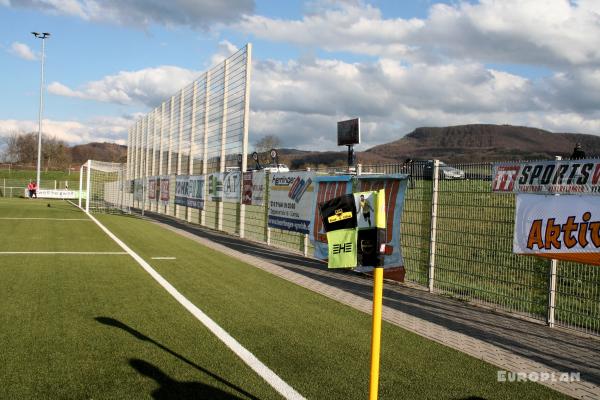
1;0;599;151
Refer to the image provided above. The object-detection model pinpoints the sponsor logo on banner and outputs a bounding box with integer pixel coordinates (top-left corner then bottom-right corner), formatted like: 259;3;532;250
493;159;600;194
159;176;170;203
187;175;204;209
34;189;81;199
242;171;265;206
148;177;157;200
133;179;143;201
223;171;241;203
207;173;223;201
514;194;600;265
268;171;315;234
175;175;188;206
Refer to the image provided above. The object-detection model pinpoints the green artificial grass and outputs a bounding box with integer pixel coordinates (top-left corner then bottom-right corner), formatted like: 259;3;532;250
0;198;569;399
97;211;568;400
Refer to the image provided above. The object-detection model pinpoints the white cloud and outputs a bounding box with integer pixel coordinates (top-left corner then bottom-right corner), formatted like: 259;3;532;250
9;41;37;60
0;115;133;145
248;56;600;150
3;0;254;29
48;66;200;107
45;53;600;151
209;40;240;66
238;1;600;68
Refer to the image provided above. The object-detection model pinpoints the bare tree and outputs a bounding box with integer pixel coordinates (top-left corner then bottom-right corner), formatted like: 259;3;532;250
43;136;71;170
0;133;20;162
254;135;282;154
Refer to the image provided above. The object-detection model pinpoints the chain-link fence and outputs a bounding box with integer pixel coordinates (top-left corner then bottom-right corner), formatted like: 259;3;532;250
99;160;600;337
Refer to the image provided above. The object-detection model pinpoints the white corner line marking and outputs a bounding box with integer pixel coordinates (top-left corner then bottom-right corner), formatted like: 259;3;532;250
75;205;305;400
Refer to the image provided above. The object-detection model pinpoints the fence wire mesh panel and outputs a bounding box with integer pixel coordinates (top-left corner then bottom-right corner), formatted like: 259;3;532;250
555;260;600;335
432;162;549;321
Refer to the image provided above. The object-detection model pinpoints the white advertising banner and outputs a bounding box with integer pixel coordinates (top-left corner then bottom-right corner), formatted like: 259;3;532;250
223;171;241;203
187;175;205;210
268;172;315;234
31;189;81;199
207;172;223;202
493;159;600;194
175;175;188;206
515;194;600;265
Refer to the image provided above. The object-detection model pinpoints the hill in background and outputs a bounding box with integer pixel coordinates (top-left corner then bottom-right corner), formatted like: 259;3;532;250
70;142;127;164
281;124;600;168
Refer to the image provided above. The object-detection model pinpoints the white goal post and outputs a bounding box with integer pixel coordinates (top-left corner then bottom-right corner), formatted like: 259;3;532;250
81;160;129;214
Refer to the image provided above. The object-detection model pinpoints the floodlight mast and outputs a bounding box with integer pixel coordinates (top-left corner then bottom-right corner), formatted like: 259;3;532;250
32;32;50;188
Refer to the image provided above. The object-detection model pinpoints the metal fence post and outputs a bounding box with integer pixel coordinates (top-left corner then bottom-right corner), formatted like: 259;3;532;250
85;160;91;213
78;165;83;208
547;155;561;327
428;159;440;293
2;178;5;197
265;172;271;245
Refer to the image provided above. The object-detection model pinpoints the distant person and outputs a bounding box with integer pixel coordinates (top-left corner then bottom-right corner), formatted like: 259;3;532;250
31;181;38;199
27;181;34;199
571;143;586;159
358;194;373;227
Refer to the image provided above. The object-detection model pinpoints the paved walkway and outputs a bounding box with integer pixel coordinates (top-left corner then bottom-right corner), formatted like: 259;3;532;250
145;212;599;400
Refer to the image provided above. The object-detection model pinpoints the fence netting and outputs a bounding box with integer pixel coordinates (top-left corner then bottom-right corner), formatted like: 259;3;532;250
84;159;600;336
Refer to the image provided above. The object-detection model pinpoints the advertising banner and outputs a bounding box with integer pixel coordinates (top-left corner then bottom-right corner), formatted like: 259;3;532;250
187;175;205;210
148;177;157;200
207;172;223;201
355;175;408;273
242;171;266;206
268;171;315;234
133;179;143;202
310;176;354;258
223;171;241;203
175;175;188;206
159;176;170;204
493;159;600;194
34;189;82;199
514;194;600;265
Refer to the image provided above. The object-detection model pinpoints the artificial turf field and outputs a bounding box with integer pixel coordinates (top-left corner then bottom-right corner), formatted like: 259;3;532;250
0;198;569;399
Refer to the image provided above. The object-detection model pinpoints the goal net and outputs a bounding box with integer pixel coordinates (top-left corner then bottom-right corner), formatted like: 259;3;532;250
81;160;129;214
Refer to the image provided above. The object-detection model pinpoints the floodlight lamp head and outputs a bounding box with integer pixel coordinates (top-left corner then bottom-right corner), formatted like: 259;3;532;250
32;32;40;37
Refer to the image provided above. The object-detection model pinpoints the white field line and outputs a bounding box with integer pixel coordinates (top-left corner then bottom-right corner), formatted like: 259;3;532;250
68;201;305;400
0;251;127;255
0;217;90;221
151;257;177;260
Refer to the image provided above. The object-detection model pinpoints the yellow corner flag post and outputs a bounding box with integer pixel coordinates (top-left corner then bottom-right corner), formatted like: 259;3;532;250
369;266;384;400
369;188;387;400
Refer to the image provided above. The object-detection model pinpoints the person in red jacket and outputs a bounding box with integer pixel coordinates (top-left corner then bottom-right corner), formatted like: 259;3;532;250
27;181;33;199
31;181;38;199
